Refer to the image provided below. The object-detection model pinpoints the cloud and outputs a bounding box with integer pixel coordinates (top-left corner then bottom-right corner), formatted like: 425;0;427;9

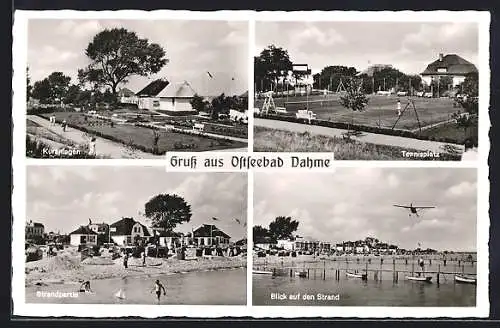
254;168;477;251
28;19;248;95
26;168;247;239
256;21;478;74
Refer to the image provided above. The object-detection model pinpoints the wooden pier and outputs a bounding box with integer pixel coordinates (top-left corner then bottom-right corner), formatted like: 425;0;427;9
255;257;476;286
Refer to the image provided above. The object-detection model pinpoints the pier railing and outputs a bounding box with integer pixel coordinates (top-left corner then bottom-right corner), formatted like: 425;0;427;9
254;258;476;285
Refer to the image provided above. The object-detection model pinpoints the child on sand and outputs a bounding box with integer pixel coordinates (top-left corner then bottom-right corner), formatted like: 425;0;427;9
79;281;92;293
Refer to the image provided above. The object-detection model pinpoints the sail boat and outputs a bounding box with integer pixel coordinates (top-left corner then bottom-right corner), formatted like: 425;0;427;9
115;289;126;299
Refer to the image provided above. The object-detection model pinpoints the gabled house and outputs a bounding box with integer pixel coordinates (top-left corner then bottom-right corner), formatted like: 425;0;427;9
87;220;109;235
69;226;98;246
421;53;478;88
118;87;138;105
193;224;231;247
136;79;197;114
150;228;184;249
110;217;151;246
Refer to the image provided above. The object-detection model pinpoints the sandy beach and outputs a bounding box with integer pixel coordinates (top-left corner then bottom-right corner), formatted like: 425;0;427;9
26;248;247;288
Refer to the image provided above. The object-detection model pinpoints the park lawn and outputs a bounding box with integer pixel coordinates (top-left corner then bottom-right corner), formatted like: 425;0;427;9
40;112;246;152
253;126;461;161
255;94;459;130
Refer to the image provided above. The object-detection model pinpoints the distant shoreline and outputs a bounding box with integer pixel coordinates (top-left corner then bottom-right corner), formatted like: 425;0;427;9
26;254;247;288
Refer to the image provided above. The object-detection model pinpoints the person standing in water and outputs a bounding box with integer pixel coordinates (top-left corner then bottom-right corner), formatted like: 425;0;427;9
152;279;166;304
418;257;425;276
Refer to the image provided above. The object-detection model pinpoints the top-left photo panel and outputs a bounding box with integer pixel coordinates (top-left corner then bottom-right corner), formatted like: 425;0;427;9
24;18;249;159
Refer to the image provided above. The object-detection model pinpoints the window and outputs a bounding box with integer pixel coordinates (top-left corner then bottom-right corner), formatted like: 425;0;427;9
126;236;132;244
153;100;160;107
437;68;447;73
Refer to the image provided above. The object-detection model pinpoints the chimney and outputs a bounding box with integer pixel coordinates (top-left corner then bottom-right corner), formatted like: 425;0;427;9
439;53;444;62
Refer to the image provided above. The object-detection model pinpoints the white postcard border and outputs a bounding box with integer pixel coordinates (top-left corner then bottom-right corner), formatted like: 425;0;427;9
12;9;490;318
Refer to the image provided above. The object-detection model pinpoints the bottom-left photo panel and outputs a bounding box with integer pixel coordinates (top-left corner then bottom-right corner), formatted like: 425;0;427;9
23;166;248;305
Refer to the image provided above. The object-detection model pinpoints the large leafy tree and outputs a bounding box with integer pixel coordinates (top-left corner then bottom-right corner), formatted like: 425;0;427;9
32;72;71;104
253;225;270;243
313;65;358;91
144;194;192;232
254;45;293;93
79;28;168;97
268;216;299;241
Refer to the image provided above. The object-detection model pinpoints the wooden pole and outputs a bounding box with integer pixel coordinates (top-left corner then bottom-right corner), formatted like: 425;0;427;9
437;264;440;286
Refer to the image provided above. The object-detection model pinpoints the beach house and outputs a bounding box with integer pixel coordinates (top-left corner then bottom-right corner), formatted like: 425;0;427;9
254;236;274;250
109;217;151;246
192;224;231;247
136;78;197;114
421;53;478;88
87;220;109;235
69;226;98;246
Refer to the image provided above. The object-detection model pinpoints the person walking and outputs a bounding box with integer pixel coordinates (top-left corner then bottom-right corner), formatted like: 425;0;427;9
396;99;402;117
62;120;67;132
88;137;96;156
123;252;129;269
142;250;147;267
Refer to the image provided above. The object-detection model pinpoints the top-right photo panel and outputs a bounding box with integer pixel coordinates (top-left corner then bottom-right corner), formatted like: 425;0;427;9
253;21;482;161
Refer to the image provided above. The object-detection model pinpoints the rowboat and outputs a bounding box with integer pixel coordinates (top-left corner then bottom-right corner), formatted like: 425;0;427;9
252;270;273;275
295;271;307;278
346;272;367;280
455;275;477;284
406;276;432;283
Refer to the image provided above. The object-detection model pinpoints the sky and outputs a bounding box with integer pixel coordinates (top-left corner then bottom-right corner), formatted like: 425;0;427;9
254;168;477;251
27;19;248;96
26;167;247;240
255;21;479;75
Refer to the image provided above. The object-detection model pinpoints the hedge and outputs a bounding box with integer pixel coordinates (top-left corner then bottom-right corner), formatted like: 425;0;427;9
254;113;465;145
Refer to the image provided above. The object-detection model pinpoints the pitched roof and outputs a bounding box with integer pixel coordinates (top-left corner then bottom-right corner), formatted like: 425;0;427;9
70;226;97;235
118;88;136;97
110;217;151;237
193;224;230;239
421;54;478;76
156;81;196;98
136;78;170;97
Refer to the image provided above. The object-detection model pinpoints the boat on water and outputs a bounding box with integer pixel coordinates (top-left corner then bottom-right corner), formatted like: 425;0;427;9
346;272;367;280
114;289;126;299
406;276;432;283
253;270;273;275
295;271;307;278
455;275;477;284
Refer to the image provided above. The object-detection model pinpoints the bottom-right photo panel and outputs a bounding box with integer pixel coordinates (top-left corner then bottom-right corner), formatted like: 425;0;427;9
252;168;477;307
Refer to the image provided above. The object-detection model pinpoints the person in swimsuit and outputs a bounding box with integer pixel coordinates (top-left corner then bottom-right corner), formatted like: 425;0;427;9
152;279;166;303
79;281;92;293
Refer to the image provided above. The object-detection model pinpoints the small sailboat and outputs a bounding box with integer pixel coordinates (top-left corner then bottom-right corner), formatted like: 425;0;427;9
253;270;273;275
406;276;432;283
295;271;307;278
346;271;367;280
455;275;477;284
114;289;126;299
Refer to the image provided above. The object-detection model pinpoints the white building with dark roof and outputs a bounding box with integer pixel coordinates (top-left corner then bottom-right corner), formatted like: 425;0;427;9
136;79;197;114
69;226;98;246
421;53;478;87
